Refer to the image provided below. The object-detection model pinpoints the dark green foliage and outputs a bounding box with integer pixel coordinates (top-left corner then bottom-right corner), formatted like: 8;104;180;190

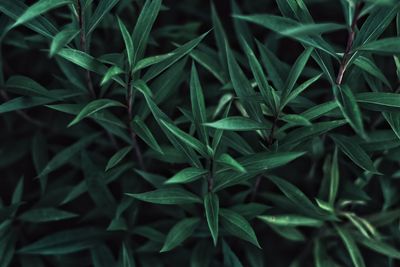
1;0;400;266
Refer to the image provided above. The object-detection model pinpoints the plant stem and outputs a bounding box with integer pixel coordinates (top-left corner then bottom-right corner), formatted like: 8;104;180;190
76;0;95;98
267;114;279;146
336;2;363;85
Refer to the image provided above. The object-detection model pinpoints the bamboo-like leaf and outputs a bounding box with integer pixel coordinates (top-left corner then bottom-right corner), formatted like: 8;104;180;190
328;147;339;206
68;99;125;127
18;228;104;255
117;17;134;68
12;0;71;28
335;226;366;267
126;188;202;205
258;214;323;227
87;0;120;35
160;218;200;252
38;133;99;177
49;28;79;57
216;153;246;173
190;63;209;145
131;0;162;65
204;193;219;246
333;85;366;139
267;175;327;219
330;134;379;174
165;167;208;184
220;209;261;248
132;116;163;154
204;117;269;131
105;146;132;171
160;119;211;158
19;208;78;223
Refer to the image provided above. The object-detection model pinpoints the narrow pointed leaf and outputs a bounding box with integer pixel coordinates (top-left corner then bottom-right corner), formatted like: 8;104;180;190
38;133;99;177
105;146;132;171
68;99;125;127
19;208;78;223
220;209;261;248
117;17;134;68
165;167;208;184
126;188;202;205
132;116;163;154
204;117;269;131
160;218;200;252
204;193;219;246
333;85;366;139
13;0;71;27
330;134;379;174
50;28;79;57
216;153;246;173
335;226;366;267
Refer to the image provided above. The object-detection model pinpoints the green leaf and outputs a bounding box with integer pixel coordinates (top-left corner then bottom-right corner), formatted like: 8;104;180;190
281;114;312;126
49;28;79;57
190;63;209;145
241;37;277;114
121;243;135;267
12;0;71;28
282;73;322;107
258;214;323;227
328;147;339;206
18;208;78;223
165;167;208;184
133;52;175;73
282;47;313;103
38;133;99;177
330;134;379;174
0;96;53;114
159;119;210;158
335;226;366;267
358;37;400;54
57;48;107;74
222;240;244;267
211;3;228;75
126;188;201;205
87;0;120;35
68;99;125;127
0;0;58;39
82;152;116;217
6;75;51;98
143;31;210;81
18;228;104;255
204;192;219;246
356;92;400;112
204;116;269;131
220;209;261;248
235;14;340;56
354;234;400;259
160;218;200;252
190;48;225;84
132;116;163;154
216;153;246;173
333;85;366;139
105;146;132;171
117;17;134;68
280;120;347;150
100;65;124;86
131;0;162;65
354;56;391;88
267;175;326;219
383;112;400;140
225;42;263;122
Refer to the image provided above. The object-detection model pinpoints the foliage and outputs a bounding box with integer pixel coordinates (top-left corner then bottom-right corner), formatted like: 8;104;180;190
1;0;400;266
